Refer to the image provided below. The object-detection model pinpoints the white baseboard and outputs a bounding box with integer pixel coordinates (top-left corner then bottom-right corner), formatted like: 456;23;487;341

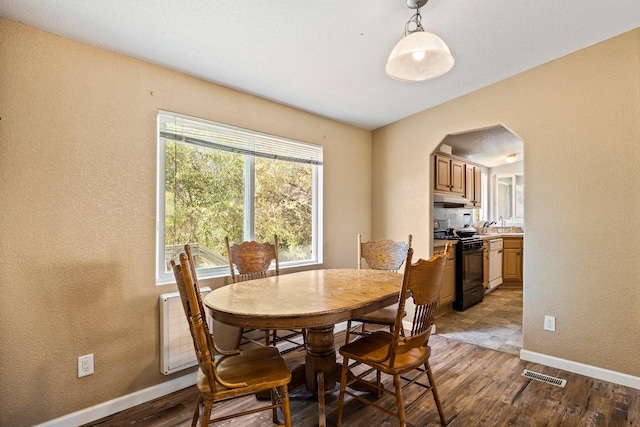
335;321;350;333
36;323;351;427
34;373;197;427
33;320;399;427
520;349;640;390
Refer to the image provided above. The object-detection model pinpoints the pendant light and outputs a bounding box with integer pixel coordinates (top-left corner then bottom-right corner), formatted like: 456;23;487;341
385;0;454;82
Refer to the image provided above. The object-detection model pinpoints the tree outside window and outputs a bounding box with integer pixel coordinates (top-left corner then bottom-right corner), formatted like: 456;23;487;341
157;111;322;284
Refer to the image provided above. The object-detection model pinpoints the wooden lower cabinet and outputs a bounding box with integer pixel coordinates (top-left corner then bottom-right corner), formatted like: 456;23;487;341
435;245;456;306
502;236;523;286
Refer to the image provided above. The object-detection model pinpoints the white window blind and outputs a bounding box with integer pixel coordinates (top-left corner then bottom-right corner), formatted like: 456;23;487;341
158;110;323;165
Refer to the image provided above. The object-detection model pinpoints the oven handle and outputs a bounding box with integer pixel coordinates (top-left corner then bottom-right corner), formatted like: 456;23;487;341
464;247;484;254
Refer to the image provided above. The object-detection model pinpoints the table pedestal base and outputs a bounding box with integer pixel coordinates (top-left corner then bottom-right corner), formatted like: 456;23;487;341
281;325;378;426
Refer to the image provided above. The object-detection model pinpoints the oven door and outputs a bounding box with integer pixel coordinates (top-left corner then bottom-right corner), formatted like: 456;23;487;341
462;246;484;291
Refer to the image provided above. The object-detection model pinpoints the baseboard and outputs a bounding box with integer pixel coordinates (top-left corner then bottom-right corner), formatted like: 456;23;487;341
334;321;348;333
33;321;379;426
34;373;197;427
520;349;640;390
36;323;352;427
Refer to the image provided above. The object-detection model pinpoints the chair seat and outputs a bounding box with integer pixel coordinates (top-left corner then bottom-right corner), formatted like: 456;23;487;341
198;346;292;400
352;305;406;325
339;331;431;375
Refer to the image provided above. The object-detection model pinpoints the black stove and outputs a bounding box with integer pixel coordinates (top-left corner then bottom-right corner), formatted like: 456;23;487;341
435;234;483;248
434;234;484;311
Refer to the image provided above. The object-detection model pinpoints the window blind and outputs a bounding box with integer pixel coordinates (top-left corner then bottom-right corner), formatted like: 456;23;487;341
158;110;323;165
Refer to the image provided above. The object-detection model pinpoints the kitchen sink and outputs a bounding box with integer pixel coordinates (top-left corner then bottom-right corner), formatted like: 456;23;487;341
495;227;513;233
477;226;524;236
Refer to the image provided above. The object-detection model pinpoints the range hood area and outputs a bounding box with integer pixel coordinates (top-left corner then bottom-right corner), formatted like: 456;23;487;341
433;193;470;207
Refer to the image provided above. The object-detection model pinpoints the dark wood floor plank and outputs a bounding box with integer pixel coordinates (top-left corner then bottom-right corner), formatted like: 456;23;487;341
82;306;640;427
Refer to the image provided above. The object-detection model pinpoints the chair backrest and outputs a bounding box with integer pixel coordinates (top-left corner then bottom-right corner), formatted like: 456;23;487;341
358;234;412;271
171;252;218;393
178;244;216;348
225;235;280;283
389;242;451;366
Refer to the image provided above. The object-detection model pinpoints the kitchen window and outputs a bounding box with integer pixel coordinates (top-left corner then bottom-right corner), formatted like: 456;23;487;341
480;172;488;221
156;111;323;284
495;173;524;224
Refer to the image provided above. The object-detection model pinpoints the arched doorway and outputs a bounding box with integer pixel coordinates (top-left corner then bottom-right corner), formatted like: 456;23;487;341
432;124;525;356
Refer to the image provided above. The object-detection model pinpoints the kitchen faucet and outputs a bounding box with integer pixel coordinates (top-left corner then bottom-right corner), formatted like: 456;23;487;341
481;220;496;234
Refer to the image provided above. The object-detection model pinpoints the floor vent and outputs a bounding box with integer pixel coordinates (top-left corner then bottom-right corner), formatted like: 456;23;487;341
522;369;567;387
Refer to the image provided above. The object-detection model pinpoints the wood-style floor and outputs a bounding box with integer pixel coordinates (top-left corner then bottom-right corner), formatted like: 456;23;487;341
84;328;640;427
435;287;523;356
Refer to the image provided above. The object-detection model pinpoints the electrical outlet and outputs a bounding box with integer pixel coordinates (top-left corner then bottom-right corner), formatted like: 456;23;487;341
78;354;94;377
544;315;556;332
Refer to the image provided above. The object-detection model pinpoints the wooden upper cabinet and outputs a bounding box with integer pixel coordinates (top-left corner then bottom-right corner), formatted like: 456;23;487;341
451;159;465;193
465;164;474;200
474;168;482;207
464;164;482;207
435;155;464;194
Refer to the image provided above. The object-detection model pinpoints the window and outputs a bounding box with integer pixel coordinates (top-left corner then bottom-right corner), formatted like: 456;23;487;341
495;173;524;224
157;111;323;284
480;172;488;221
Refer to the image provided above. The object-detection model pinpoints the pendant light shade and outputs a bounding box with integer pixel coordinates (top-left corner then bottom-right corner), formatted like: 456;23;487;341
385;31;454;81
385;0;454;82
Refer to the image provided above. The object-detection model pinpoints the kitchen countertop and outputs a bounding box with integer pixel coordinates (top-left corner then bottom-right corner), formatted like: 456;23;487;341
433;233;524;248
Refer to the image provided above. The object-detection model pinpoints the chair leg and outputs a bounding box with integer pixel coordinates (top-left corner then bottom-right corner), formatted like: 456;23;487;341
280;385;292;427
271;388;279;424
344;320;352;344
376;369;383;398
336;356;351;426
425;361;447;426
269;385;292;426
191;396;203;427
360;322;367;335
201;399;213;427
394;374;407;427
235;327;244;349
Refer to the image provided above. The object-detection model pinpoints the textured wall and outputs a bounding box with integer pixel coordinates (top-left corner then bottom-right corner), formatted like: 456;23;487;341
373;29;640;376
0;19;371;425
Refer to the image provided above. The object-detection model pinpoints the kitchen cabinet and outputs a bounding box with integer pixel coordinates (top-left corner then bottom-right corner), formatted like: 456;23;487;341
435;245;456;306
502;236;523;285
464;164;482;207
434;154;465;194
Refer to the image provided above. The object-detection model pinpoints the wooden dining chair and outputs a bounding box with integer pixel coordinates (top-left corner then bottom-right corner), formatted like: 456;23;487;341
336;242;452;427
343;234;412;344
225;235;305;352
171;250;292;427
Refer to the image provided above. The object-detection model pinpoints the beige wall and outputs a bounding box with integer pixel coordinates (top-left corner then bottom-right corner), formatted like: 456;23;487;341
2;15;638;426
373;30;640;375
0;19;372;425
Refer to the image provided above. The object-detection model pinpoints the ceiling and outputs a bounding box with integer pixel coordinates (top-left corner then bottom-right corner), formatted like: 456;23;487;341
441;125;523;168
2;1;639;136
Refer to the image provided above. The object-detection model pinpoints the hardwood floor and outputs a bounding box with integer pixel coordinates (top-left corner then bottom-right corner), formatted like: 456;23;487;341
84;328;640;427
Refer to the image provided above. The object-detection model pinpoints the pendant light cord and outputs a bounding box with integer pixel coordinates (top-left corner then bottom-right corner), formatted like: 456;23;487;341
405;7;425;35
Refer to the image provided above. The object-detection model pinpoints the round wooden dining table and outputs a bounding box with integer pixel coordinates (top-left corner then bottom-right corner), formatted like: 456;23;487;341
204;268;403;426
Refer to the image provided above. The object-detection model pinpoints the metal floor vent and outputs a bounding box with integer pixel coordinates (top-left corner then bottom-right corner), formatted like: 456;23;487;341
522;369;567;387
